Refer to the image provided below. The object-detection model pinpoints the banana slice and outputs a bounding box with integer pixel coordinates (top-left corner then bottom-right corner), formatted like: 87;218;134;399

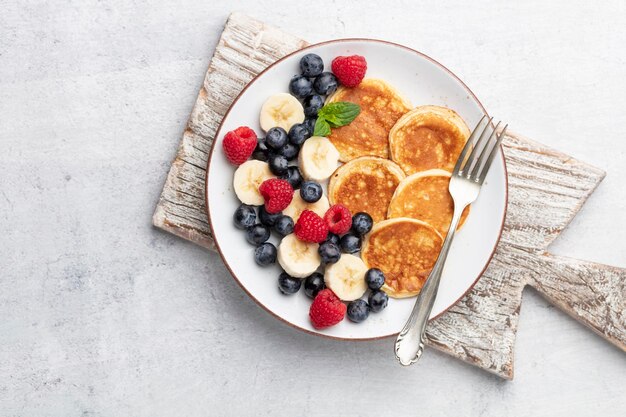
277;234;321;278
282;193;330;222
233;160;274;205
259;93;305;132
299;136;340;181
324;254;368;301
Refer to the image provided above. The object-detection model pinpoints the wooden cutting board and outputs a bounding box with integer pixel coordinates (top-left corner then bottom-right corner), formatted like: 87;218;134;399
152;12;626;379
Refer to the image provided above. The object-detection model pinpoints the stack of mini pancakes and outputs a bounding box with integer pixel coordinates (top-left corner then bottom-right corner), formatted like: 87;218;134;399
325;79;470;298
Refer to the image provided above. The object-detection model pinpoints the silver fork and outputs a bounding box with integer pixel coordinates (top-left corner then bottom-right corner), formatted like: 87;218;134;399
394;116;508;366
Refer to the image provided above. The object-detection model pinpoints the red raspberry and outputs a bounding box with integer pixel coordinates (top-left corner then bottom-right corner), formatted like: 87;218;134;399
331;55;367;88
309;289;346;329
324;204;352;235
222;126;257;165
259;179;294;213
294;210;328;243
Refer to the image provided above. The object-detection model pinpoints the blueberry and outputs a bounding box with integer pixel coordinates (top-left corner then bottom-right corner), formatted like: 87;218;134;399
340;233;361;254
258;205;282;227
265;127;288;150
246;224;270;245
288;123;311;146
304;118;317;134
233;204;256;229
318;241;341;264
278;142;299;161
325;233;340;246
351;212;373;235
300;181;322;203
365;268;385;290
278;272;302;295
280;166;303;189
368;290;389;313
289;75;313;99
347;299;370;323
254;242;277;266
273;215;294;236
268;154;289;175
300;53;324;78
303;94;324;118
304;272;325;298
252;137;269;161
313;72;338;96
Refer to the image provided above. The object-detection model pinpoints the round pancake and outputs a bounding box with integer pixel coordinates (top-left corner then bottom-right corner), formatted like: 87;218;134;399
328;157;405;222
326;78;412;162
389;105;470;175
361;218;443;298
387;169;470;237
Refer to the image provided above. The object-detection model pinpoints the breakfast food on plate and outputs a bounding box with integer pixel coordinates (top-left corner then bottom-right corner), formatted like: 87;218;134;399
326;78;412;161
361;218;444;298
328;156;405;222
387;169;470;237
233;160;275;205
224;51;478;331
389;105;471;175
259;93;305;132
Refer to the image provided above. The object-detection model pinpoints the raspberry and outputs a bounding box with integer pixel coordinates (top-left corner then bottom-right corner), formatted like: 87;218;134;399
294;210;329;243
324;204;352;235
222;126;257;165
331;55;367;88
259;179;294;214
309;289;346;329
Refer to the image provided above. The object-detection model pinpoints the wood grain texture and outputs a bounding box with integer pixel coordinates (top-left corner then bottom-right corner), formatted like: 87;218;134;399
153;12;626;379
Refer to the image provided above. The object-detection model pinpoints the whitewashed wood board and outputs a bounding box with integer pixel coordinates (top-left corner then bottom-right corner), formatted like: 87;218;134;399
152;12;626;379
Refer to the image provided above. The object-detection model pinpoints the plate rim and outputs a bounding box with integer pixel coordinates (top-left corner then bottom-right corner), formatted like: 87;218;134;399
205;38;509;341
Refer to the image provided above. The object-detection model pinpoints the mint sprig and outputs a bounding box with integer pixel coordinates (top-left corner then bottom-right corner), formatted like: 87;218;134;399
313;102;361;136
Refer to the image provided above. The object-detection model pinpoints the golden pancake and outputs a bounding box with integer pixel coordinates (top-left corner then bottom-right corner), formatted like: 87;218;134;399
328;157;405;222
389;105;470;175
387;169;470;237
326;78;412;162
361;218;443;298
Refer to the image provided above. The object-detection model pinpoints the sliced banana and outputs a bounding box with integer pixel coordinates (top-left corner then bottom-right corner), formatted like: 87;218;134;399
282;193;330;222
277;234;321;278
259;93;305;132
324;254;368;301
233;160;274;205
299;136;340;181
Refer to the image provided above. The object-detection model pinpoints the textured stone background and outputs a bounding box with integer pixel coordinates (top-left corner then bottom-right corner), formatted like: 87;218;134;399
1;1;625;416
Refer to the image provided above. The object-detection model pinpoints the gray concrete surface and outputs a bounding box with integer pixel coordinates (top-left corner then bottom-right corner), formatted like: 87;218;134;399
1;1;625;416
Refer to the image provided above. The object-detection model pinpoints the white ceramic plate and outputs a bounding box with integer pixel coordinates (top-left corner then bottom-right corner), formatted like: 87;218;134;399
206;39;507;340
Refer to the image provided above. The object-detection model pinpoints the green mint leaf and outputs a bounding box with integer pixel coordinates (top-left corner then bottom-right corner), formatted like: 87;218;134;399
313;118;331;137
318;102;361;128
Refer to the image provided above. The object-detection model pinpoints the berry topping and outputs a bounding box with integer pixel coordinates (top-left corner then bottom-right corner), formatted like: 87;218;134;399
300;181;323;203
309;289;346;329
339;232;361;254
324;204;352;235
304;118;317;134
245;224;270;245
265;127;289;150
259;178;294;214
300;53;324;78
278;272;302;295
318;241;341;264
331;55;367;88
346;299;370;323
289;75;313;99
251;137;270;161
222;126;257;165
280;166;304;189
325;232;340;246
254;242;277;266
294;210;329;243
351;212;373;235
273;215;294;236
268;154;289;175
258;205;282;226
313;72;338;96
288;123;311;146
233;204;256;229
368;290;389;313
303;94;324;118
277;142;299;161
365;268;385;290
304;272;325;299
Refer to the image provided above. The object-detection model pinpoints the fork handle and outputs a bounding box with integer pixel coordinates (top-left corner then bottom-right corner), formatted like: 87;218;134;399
394;204;467;366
